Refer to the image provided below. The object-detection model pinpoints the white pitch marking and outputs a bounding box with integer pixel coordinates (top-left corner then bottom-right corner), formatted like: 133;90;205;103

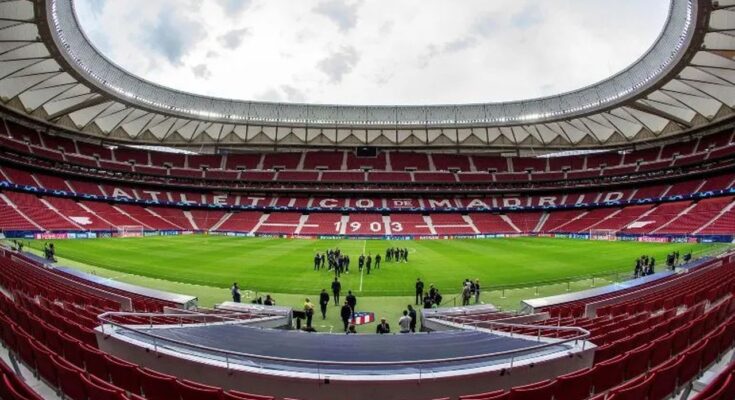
359;240;366;292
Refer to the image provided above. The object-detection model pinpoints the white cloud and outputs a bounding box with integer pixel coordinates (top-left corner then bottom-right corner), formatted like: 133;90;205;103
74;0;670;106
218;28;251;50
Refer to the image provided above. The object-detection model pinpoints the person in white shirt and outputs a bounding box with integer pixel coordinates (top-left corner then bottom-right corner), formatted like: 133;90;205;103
398;310;412;333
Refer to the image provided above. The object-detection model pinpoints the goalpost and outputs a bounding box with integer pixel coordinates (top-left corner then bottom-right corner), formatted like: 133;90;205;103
117;225;144;238
589;229;618;241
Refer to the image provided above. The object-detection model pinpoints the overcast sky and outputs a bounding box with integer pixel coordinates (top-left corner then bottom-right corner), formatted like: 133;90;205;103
76;0;670;106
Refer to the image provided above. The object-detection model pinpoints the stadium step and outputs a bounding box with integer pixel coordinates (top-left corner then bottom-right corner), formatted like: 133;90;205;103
651;203;698;234
586;209;623;231
693;199;735;235
382;215;392;235
500;215;521;233
422;215;437;235
183;211;199;230
78;202;117;229
250;213;270;234
113;205;154;230
462;215;481;234
427;153;437;171
534;212;549;232
39;198;84;230
144;208;186;230
551;211;589;232
0;193;44;230
294;214;309;235
210;212;233;232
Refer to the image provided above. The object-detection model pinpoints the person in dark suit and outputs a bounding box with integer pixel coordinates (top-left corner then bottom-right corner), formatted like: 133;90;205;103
314;253;321;270
407;304;417;333
340;301;352;332
415;278;424;305
346;290;357;316
376;318;390;334
358;254;365;272
231;283;241;303
375;254;381;269
319;289;330;319
331;277;341;305
366;254;372;275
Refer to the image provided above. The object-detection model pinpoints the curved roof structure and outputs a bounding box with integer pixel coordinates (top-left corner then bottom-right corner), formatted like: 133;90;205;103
0;0;733;148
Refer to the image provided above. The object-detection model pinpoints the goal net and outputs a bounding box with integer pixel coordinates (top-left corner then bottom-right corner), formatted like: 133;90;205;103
117;225;144;238
589;229;617;241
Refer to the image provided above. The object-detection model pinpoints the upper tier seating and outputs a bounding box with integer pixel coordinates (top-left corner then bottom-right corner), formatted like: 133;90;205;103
1;123;733;189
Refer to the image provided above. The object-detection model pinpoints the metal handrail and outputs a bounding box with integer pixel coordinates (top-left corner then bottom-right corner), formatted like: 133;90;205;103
98;311;589;368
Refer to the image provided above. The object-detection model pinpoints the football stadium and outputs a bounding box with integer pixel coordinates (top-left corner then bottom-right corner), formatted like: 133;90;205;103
0;0;734;399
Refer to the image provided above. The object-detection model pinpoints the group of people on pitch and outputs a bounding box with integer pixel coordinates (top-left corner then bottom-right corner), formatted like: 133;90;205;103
415;278;443;309
385;247;409;263
315;248;408;276
461;278;481;306
633;255;657;278
313;248;351;275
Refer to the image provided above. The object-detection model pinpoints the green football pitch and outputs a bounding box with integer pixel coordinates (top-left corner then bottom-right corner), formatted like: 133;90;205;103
26;235;724;295
21;236;728;333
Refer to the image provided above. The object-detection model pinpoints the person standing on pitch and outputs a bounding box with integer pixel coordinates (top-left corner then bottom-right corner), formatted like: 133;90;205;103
415;278;424;305
366;254;372;275
398;310;412;333
314;253;321;270
303;298;315;329
462;282;471;306
340;301;352;332
346;290;357;317
358;254;365;272
407;305;417;333
375;254;381;269
331;277;341;305
319;289;330;319
231;282;241;303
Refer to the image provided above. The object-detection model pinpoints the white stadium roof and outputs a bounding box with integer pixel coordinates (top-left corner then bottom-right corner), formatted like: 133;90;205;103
0;0;734;149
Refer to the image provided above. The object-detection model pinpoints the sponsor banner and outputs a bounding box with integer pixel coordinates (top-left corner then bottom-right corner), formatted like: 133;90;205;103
637;236;671;243
34;233;70;240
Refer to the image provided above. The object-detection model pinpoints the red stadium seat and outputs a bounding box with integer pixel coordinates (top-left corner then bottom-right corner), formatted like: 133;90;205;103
624;342;653;378
223;390;276;400
671;323;692;355
28;340;57;386
13;329;35;369
105;355;141;395
138;367;178;400
59;332;84;368
509;379;555;400
177;379;224;400
1;373;43;400
553;368;592;400
82;373;126;400
698;372;735;400
590;353;627;394
81;343;109;381
678;340;706;384
459;389;507;400
649;332;674;367
607;374;653;400
648;355;683;400
53;355;88;400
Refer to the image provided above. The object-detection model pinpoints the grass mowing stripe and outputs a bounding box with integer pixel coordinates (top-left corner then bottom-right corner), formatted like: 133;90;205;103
24;236;729;297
